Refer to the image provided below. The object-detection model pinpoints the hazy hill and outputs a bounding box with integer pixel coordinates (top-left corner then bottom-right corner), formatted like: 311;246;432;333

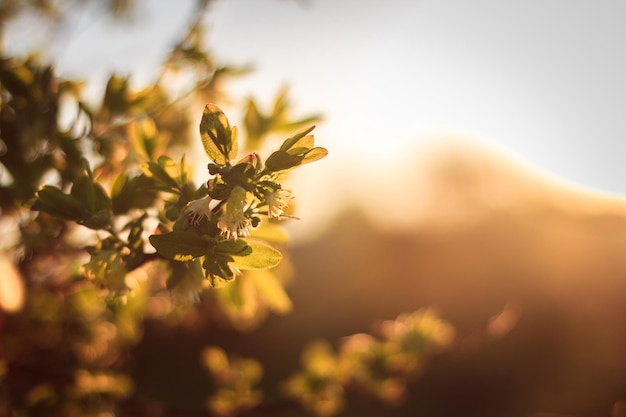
134;139;626;417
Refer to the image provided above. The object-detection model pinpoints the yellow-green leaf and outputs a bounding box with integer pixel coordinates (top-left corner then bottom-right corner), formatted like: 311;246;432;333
199;103;238;164
149;232;209;261
279;126;315;152
231;240;282;270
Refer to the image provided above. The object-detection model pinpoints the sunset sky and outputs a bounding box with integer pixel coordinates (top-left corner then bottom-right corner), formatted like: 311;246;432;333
7;0;626;236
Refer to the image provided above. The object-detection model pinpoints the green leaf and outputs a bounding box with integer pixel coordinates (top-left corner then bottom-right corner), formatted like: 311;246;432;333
31;185;86;220
92;182;112;213
231;240;282;270
207;176;231;200
223;161;256;191
158;155;179;183
125;216;146;252
149;232;210;261
203;255;237;282
179;154;188;185
215;239;250;256
301;147;328;165
111;173;158;214
264;150;304;172
140;161;179;191
71;175;96;212
243;98;266;146
128;118;158;160
199;104;238;164
70;175;111;218
102;75;129;115
78;211;112;230
111;172;130;214
279;126;315;152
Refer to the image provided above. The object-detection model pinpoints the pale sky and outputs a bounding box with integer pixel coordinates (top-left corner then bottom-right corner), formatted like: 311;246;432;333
7;0;626;236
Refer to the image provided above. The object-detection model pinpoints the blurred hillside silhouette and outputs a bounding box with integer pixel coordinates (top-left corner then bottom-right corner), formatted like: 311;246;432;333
133;138;626;417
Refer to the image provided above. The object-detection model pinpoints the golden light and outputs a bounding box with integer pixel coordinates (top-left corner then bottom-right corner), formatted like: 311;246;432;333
0;253;24;313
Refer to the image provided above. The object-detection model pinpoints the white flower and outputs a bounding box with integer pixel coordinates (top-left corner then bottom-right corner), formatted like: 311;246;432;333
266;188;292;218
217;209;252;240
184;195;212;226
217;186;251;239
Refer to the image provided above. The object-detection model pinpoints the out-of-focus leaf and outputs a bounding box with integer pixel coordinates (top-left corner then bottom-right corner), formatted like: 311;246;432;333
140;161;179;191
79;211;112;230
31;185;86;220
179;154;188;185
124;215;146;266
71;175;96;212
102;75;129;116
128;118;157;160
206;273;232;288
157;155;179;183
202;346;230;374
249;222;289;245
251;269;292;314
111;173;158;214
71;175;111;213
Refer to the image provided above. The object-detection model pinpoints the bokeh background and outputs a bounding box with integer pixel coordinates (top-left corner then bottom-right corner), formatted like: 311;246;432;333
6;1;626;416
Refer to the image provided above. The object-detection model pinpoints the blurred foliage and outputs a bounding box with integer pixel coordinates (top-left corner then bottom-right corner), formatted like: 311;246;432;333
0;1;456;416
283;309;455;416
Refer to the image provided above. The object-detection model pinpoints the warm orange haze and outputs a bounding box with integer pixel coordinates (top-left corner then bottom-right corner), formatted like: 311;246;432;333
2;1;626;417
135;136;626;416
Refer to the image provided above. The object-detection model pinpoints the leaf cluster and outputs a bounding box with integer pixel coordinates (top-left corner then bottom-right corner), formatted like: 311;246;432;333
282;309;456;416
0;1;328;416
148;103;326;287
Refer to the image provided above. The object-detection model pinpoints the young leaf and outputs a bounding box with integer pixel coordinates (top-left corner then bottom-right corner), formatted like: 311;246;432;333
149;232;210;261
264;150;303;172
230;240;282;270
280;127;315;152
301;147;328;165
199;104;238;164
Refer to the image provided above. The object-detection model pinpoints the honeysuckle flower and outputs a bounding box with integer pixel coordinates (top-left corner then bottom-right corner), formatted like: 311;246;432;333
266;188;292;218
217;186;252;239
218;209;252;240
184;194;212;226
